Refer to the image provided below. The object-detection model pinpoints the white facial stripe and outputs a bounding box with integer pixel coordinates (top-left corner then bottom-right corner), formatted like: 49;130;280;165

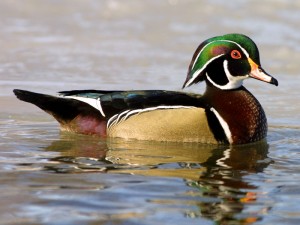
191;39;250;70
224;40;249;58
186;39;250;89
206;60;247;90
206;73;221;89
64;96;106;117
210;107;233;144
184;54;224;88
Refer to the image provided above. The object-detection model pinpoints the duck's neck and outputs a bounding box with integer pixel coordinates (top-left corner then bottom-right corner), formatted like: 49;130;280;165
203;82;267;144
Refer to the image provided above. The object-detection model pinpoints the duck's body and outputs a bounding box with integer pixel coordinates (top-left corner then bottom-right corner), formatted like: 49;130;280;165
14;89;218;143
14;34;278;145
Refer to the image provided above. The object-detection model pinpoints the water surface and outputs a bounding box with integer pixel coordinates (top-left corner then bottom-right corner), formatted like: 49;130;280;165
0;1;300;224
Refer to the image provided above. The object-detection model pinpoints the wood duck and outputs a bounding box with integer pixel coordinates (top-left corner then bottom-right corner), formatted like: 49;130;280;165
14;34;278;145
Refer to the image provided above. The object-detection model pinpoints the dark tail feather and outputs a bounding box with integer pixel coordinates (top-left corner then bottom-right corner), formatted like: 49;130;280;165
13;89;102;124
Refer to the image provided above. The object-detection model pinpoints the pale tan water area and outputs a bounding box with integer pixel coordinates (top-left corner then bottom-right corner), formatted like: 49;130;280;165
0;1;300;224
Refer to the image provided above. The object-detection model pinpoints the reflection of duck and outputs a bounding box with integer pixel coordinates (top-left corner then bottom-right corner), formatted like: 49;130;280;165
184;142;271;224
46;134;270;177
46;133;108;160
106;139;270;180
14;34;277;144
45;135;271;224
108;140;270;224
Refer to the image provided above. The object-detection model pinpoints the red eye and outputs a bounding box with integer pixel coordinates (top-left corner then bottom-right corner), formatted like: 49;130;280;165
231;50;242;59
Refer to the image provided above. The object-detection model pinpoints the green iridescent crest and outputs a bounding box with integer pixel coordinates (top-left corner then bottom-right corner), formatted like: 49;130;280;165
183;34;261;88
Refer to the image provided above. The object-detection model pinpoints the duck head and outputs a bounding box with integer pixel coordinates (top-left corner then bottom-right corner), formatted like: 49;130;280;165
183;34;278;90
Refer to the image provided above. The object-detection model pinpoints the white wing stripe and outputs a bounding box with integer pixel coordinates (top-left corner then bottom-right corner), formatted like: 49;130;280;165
107;105;196;129
107;114;119;128
96;98;106;117
63;96;106;117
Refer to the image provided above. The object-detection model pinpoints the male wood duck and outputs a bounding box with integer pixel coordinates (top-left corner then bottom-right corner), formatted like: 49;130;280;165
14;34;278;145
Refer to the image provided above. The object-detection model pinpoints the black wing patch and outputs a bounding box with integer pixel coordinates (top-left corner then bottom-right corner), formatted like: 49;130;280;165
59;90;206;119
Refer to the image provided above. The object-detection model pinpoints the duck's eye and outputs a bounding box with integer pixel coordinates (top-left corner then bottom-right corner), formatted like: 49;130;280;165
231;50;242;59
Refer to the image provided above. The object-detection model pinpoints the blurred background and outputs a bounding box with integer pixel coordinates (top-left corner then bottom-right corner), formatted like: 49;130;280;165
1;0;299;124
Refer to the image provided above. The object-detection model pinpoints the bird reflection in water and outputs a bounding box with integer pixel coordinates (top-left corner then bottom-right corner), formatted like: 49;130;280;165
45;134;272;224
183;143;271;224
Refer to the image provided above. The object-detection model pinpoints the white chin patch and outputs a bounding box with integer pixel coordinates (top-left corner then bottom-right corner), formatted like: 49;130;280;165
206;60;247;90
223;60;248;89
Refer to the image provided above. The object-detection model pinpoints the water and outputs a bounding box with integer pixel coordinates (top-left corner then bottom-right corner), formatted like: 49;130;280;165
0;1;300;224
